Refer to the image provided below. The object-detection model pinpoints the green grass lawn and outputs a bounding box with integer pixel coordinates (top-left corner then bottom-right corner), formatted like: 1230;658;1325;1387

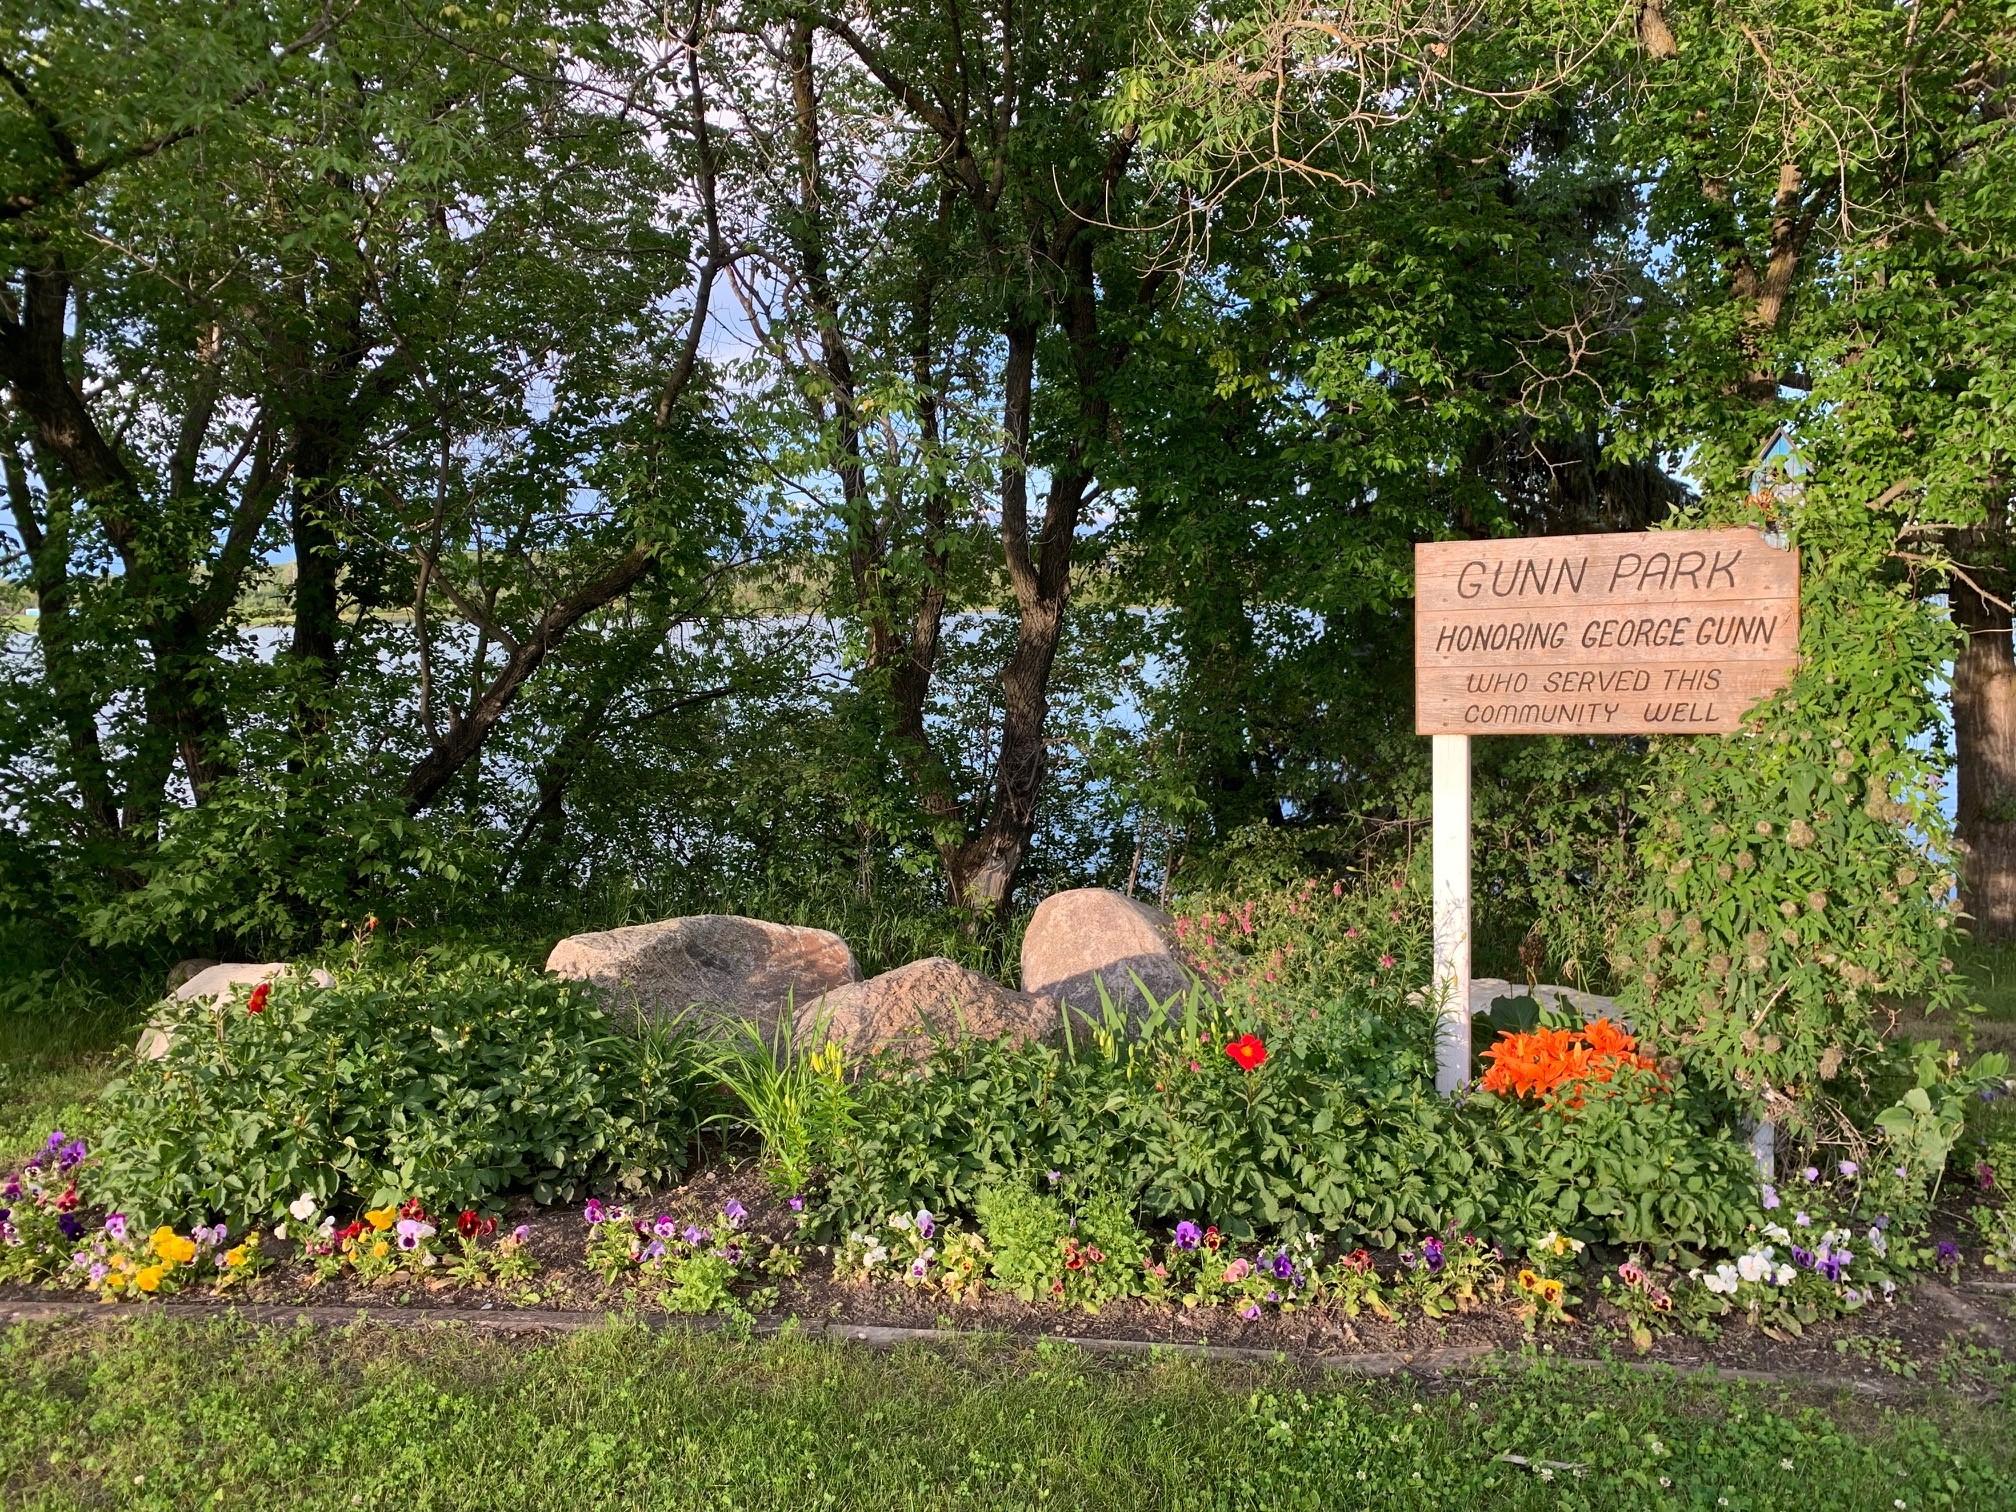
0;1317;2009;1511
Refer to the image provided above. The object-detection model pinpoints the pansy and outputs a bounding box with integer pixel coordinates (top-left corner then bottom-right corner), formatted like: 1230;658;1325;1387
1735;1247;1775;1284
788;1196;805;1213
1761;1184;1780;1210
1838;1161;1858;1177
582;1199;606;1225
1174;1221;1203;1251
103;1213;128;1243
914;1209;934;1239
394;1217;435;1250
1421;1236;1445;1274
723;1199;749;1228
511;1224;531;1244
683;1224;709;1247
652;1214;678;1239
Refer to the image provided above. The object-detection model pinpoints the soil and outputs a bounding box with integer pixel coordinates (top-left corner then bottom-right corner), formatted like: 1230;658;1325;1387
8;1159;2013;1393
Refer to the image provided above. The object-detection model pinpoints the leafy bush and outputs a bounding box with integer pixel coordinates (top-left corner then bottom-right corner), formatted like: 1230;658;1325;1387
813;990;1762;1254
803;879;1765;1253
88;954;713;1227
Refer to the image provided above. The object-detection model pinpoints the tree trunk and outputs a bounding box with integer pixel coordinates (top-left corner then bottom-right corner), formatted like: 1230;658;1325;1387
1952;546;2016;941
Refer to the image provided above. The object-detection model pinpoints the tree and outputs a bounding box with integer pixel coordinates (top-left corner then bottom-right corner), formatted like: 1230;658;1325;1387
0;0;740;946
707;0;1180;922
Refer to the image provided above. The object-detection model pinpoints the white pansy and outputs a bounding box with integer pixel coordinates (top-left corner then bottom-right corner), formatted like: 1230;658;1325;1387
288;1192;318;1222
1736;1247;1774;1284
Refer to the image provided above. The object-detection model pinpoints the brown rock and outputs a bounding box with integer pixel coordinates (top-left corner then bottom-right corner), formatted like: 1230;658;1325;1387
544;915;860;1037
795;957;1057;1063
1019;887;1191;1026
136;962;336;1060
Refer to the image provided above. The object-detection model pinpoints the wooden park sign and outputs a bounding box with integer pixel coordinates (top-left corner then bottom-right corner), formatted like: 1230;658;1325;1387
1415;528;1800;1096
1415;528;1799;736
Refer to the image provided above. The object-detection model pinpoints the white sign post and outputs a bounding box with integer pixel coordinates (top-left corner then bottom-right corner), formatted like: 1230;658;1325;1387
1431;733;1472;1093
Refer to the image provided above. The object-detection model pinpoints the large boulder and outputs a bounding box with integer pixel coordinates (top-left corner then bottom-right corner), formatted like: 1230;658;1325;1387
795;956;1057;1063
1020;887;1190;1026
545;915;860;1037
136;962;336;1060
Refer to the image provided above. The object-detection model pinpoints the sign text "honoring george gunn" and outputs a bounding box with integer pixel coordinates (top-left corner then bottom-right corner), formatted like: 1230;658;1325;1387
1414;528;1800;735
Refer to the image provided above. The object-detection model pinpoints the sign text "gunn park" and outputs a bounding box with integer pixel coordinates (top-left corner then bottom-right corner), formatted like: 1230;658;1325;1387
1415;528;1800;736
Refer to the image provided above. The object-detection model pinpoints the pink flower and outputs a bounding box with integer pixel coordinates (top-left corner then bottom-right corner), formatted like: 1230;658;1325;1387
1378;954;1396;969
1223;1259;1252;1282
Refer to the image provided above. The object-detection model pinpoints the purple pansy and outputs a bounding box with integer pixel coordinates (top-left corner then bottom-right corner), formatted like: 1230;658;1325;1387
583;1199;606;1225
723;1199;748;1228
1174;1221;1203;1251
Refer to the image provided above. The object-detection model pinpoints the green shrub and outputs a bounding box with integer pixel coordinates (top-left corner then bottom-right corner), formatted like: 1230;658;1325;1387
87;954;713;1227
812;906;1763;1253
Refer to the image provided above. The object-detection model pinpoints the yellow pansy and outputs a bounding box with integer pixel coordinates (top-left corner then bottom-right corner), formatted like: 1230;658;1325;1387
151;1230;197;1265
1516;1268;1541;1292
370;1239;390;1259
365;1206;397;1232
223;1245;248;1268
135;1266;164;1293
1539;1278;1565;1304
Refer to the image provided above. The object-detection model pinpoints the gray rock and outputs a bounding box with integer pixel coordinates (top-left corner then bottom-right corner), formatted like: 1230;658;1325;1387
545;914;860;1038
136;962;336;1060
164;958;218;992
1019;887;1191;1026
796;956;1057;1064
1469;977;1625;1024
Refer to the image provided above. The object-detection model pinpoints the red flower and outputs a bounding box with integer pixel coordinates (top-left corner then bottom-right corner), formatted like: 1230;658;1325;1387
246;982;270;1015
457;1209;481;1239
1224;1034;1267;1072
399;1197;427;1221
337;1221;365;1243
1203;1226;1223;1251
480;1216;497;1238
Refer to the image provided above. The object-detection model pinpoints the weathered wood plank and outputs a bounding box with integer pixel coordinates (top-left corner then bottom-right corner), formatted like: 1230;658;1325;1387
1415;528;1799;735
